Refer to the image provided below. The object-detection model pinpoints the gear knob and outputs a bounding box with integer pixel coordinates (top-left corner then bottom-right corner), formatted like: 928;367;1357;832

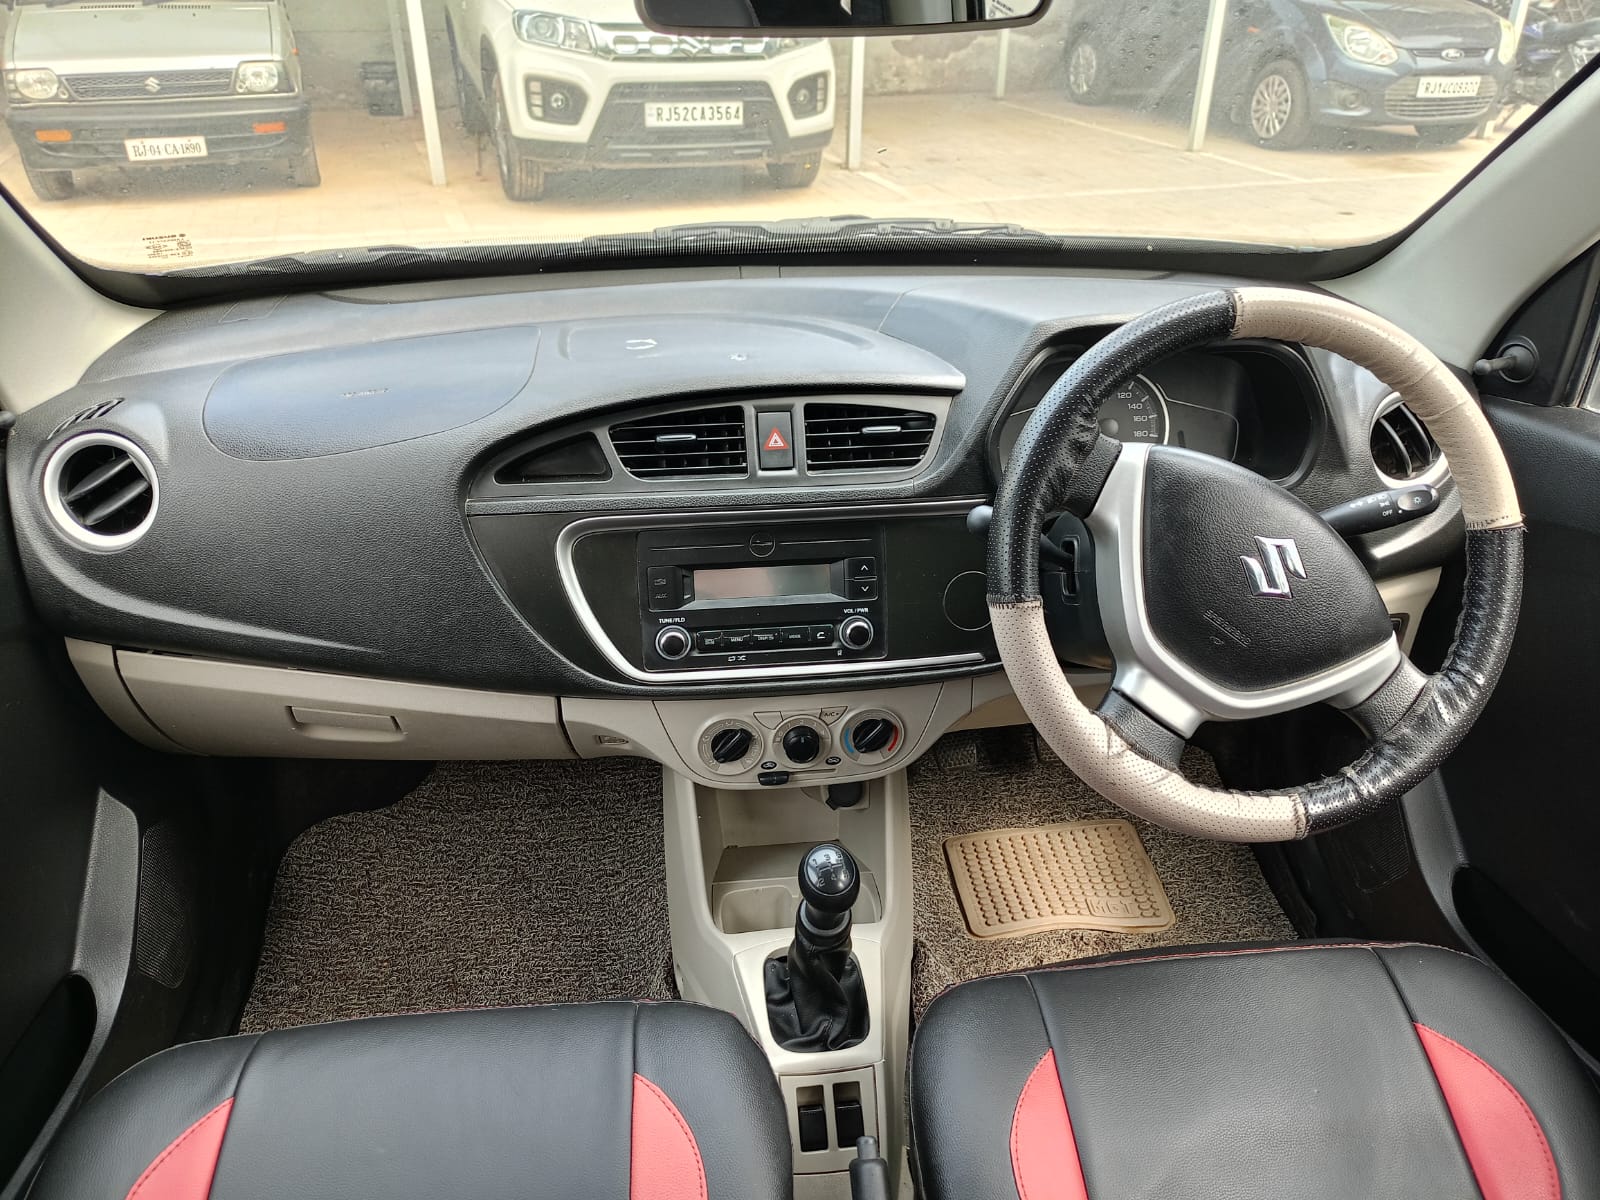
799;842;860;916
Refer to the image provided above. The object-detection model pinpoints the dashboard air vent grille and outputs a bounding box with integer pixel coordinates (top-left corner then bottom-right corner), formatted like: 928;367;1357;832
1371;401;1441;482
609;406;748;479
803;404;937;472
46;433;158;548
51;399;123;437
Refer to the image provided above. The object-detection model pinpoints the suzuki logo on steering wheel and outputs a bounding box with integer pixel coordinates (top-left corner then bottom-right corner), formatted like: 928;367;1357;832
1241;536;1307;599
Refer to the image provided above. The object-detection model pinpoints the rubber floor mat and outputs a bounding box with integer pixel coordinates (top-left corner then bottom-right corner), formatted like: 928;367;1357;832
945;820;1176;938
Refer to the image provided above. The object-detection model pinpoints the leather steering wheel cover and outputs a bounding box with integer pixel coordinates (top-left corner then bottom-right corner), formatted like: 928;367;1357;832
988;286;1525;841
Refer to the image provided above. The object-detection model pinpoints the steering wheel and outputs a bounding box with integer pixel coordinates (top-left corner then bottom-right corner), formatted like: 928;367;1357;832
988;288;1524;841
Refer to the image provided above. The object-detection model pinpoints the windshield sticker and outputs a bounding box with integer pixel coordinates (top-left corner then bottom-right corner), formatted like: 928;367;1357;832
141;233;196;263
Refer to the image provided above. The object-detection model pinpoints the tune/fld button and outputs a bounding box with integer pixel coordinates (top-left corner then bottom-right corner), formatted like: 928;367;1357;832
838;616;875;650
655;626;693;661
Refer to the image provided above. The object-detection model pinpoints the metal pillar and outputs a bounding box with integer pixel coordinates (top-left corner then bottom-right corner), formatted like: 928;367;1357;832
1185;0;1230;151
848;37;866;170
403;0;448;185
995;27;1011;100
386;0;415;119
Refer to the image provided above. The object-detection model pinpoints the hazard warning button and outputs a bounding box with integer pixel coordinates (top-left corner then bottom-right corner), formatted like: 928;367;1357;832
757;411;795;471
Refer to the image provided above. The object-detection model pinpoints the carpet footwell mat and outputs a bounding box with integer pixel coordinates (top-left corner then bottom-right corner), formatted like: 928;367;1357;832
240;759;674;1033
909;732;1295;1017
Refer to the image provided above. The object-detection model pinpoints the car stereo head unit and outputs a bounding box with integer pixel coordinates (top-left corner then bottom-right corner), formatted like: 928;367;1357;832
639;521;885;672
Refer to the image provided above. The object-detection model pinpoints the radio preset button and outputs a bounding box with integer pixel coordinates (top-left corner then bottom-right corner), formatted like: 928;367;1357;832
780;626;809;646
722;629;752;648
751;629;781;647
807;625;834;645
696;630;725;651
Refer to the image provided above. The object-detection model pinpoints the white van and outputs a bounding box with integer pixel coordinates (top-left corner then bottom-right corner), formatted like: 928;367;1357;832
2;0;318;201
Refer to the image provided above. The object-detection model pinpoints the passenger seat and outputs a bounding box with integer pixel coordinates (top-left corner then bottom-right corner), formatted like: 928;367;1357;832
30;1002;792;1200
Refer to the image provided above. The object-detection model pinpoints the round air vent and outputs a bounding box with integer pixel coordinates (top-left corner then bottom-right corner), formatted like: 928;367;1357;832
1370;395;1446;487
43;432;159;549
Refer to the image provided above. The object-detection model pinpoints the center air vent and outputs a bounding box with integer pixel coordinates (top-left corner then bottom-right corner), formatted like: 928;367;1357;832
609;406;748;480
803;403;937;472
1371;399;1442;483
44;432;158;549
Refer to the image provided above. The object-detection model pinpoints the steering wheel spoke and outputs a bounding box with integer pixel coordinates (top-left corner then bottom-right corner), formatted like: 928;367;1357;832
1095;687;1188;769
1336;656;1430;740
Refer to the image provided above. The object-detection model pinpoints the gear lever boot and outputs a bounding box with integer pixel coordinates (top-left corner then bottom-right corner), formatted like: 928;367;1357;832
764;842;870;1052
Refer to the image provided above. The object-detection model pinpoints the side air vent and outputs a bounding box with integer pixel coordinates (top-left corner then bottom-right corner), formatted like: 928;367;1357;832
804;403;937;472
1371;399;1442;483
609;406;748;480
50;398;123;438
44;432;158;549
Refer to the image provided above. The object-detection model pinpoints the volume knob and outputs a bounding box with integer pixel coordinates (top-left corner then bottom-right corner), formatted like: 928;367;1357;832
839;616;875;650
655;626;692;661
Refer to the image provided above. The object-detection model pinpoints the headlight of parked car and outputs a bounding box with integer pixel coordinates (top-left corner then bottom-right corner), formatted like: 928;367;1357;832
514;12;597;53
6;68;66;102
1324;15;1400;66
1497;17;1517;64
234;61;286;93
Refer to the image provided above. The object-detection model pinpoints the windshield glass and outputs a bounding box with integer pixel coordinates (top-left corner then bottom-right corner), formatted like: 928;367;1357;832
1;0;1592;272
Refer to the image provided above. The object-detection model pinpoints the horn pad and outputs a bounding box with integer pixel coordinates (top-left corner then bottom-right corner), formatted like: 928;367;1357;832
1138;447;1393;692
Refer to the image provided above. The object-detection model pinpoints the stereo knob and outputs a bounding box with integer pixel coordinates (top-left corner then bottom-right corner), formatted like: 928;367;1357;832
839;616;875;650
710;726;754;764
782;724;822;765
655;626;693;661
851;717;897;754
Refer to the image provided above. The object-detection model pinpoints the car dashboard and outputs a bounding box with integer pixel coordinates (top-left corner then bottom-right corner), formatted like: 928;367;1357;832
5;270;1460;786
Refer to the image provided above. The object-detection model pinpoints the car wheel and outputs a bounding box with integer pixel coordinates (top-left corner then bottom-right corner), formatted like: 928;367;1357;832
491;77;546;202
450;27;487;136
23;163;76;202
1065;32;1113;105
1246;59;1312;149
768;157;821;188
288;140;322;188
1415;121;1477;147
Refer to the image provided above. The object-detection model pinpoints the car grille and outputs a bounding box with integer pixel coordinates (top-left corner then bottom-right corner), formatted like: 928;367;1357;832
1411;48;1494;64
1384;76;1497;120
63;70;235;101
593;81;780;162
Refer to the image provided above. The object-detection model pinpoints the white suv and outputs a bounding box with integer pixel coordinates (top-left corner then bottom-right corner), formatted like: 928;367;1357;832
446;0;835;201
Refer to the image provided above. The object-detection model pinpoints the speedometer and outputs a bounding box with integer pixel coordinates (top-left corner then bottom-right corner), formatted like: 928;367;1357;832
1097;376;1169;444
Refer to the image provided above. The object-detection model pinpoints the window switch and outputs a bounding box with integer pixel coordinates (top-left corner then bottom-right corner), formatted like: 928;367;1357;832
834;1096;865;1147
798;1102;828;1153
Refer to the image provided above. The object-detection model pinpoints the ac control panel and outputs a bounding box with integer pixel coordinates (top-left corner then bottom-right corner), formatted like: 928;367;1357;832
638;521;886;673
691;704;907;785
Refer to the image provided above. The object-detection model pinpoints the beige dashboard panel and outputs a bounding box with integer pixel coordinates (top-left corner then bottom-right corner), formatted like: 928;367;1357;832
105;647;574;759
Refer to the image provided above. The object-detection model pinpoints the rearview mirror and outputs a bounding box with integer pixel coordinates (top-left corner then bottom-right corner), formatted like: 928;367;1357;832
637;0;1049;35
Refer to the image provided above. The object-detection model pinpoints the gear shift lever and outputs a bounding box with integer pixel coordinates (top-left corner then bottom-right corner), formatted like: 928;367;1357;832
764;843;870;1052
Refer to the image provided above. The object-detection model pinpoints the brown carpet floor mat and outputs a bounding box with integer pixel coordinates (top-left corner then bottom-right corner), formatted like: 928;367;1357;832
909;731;1296;1017
240;759;675;1033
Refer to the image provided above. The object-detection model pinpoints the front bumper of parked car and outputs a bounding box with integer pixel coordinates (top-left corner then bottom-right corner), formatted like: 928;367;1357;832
6;95;311;171
1308;48;1508;128
495;44;836;168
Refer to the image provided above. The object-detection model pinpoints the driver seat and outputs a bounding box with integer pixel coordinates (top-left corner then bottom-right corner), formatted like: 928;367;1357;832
910;941;1600;1200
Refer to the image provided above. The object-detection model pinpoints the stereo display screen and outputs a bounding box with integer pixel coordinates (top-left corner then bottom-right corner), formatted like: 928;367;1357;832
693;563;833;602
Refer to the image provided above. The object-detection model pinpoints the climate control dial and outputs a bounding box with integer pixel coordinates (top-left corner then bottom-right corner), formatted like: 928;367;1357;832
697;718;762;776
774;715;830;768
841;709;903;766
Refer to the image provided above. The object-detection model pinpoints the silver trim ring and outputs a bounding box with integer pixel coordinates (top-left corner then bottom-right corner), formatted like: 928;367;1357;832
42;431;160;552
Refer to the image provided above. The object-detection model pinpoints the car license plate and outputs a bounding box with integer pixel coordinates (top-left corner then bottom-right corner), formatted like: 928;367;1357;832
643;101;744;128
124;135;209;162
1415;76;1482;99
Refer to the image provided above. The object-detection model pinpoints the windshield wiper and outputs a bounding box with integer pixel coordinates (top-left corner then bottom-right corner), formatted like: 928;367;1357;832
590;216;1066;247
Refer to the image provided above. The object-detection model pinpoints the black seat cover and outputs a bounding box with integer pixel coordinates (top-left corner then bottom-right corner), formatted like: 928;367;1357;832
911;942;1600;1200
31;1002;792;1200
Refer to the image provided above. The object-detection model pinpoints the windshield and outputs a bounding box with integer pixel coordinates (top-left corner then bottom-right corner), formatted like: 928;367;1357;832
1;0;1593;274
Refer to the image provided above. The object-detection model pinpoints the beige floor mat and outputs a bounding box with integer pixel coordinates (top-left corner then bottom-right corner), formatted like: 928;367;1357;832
910;731;1296;1017
945;819;1176;938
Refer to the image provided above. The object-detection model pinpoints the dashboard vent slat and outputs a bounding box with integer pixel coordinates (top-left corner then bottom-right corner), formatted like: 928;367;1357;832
803;404;936;473
1371;400;1441;482
50;398;124;438
609;406;748;480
